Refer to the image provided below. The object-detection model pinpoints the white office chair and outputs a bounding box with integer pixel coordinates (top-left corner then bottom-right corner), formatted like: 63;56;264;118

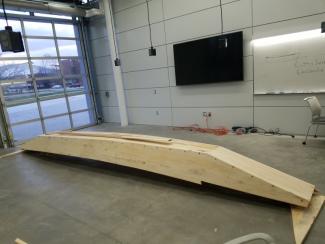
303;96;325;145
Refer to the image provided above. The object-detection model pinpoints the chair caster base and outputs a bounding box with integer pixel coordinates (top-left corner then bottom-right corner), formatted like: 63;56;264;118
302;141;306;145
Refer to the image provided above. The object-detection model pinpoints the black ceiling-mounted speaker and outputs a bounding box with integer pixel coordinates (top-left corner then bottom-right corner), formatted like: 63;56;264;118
0;26;24;53
322;22;325;33
148;46;156;56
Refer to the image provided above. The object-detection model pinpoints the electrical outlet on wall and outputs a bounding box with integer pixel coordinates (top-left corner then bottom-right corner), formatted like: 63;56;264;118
203;112;212;117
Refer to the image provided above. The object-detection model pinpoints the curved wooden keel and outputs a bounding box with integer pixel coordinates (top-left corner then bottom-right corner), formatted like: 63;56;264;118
22;131;315;207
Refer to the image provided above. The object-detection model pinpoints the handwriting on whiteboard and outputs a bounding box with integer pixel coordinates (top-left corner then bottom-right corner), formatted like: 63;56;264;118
265;53;325;75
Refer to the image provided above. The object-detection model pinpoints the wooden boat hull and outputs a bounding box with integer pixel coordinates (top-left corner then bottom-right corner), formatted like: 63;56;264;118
22;131;315;207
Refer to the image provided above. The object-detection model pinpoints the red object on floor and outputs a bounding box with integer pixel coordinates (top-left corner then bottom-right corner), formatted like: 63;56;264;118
173;124;229;136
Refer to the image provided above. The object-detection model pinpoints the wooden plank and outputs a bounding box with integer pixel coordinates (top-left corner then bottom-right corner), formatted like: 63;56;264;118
15;238;28;244
22;132;315;207
291;194;325;244
56;131;173;145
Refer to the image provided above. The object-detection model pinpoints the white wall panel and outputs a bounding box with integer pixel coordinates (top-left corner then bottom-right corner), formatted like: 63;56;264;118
126;87;171;107
253;0;325;26
172;107;253;127
165;7;221;43
95;74;116;91
102;106;121;123
88;17;107;40
123;68;169;89
98;90;119;107
120;45;167;72
171;81;253;107
253;13;325;39
117;22;165;53
255;107;325;136
94;56;113;76
128;107;172;125
90;37;110;58
254;94;325;107
149;0;164;23
112;0;145;13
223;0;252;32
163;0;218;20
115;4;148;33
117;25;150;52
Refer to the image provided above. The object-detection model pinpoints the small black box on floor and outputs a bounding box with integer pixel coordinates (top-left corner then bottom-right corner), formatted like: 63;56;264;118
322;22;325;33
0;26;24;53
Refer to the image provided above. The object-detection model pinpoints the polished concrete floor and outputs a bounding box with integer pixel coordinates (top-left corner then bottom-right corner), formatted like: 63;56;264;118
0;123;324;244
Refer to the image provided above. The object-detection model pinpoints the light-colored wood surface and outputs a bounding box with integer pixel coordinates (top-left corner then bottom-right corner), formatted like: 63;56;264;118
15;238;28;244
291;194;325;244
56;131;174;145
22;132;315;207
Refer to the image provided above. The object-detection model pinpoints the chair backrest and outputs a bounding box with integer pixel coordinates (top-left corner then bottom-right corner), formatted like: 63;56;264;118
304;96;321;120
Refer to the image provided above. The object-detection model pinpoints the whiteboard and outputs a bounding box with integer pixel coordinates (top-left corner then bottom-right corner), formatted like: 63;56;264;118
254;34;325;94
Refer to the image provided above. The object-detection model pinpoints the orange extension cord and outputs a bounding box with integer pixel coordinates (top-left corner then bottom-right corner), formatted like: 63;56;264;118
173;122;229;136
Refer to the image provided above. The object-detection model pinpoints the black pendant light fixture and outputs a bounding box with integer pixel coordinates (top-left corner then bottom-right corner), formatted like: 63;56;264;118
146;0;156;56
0;0;24;53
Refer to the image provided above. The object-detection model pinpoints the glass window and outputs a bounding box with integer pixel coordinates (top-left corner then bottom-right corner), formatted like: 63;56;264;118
1;80;35;102
0;60;30;81
40;97;68;117
24;21;53;36
68;94;89;111
55;23;76;37
0;18;95;144
58;40;79;57
31;59;60;78
7;103;40;124
44;115;71;132
27;39;57;57
36;79;64;97
0;19;22;32
11;121;43;142
60;59;85;76
65;76;89;94
72;110;94;128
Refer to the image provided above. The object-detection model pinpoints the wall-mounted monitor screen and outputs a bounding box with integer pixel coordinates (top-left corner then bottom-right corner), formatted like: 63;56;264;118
173;31;243;86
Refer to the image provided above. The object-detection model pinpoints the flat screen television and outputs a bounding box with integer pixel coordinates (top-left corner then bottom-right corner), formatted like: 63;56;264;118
173;31;243;86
